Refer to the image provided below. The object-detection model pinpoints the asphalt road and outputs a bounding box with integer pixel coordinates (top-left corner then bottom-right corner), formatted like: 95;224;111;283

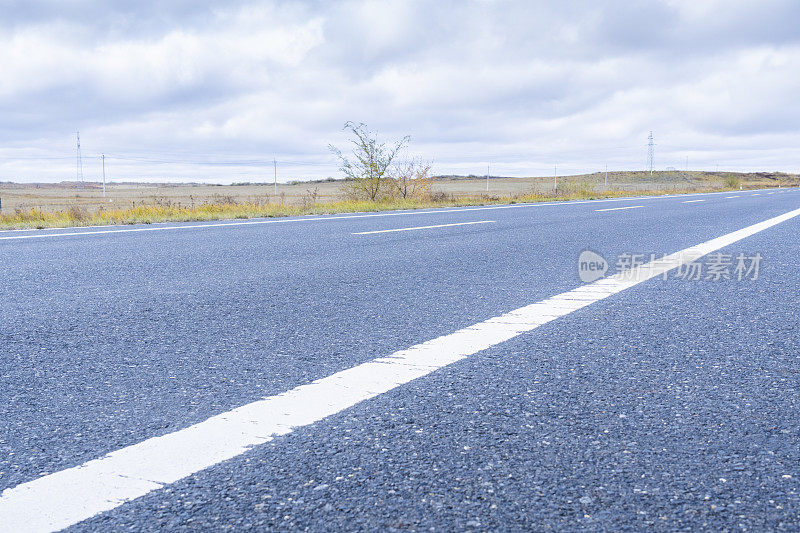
2;188;799;531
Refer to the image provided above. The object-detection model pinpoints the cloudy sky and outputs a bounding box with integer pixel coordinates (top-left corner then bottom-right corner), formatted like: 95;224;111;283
2;0;799;183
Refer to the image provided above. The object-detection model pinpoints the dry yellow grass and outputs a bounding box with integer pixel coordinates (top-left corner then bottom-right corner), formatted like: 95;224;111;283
1;171;796;230
0;186;764;230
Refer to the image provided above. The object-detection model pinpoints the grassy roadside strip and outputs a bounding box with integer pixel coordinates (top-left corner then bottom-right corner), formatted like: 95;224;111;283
0;186;778;231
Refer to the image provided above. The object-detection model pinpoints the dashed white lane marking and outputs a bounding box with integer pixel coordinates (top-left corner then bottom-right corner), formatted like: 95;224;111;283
352;220;494;234
753;193;761;196
725;195;741;198
2;206;800;533
682;199;706;203
595;206;644;212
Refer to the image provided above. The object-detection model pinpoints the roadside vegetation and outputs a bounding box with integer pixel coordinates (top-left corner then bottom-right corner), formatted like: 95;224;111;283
0;185;779;230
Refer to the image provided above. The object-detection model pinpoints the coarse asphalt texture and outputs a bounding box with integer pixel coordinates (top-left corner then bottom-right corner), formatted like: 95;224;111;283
1;188;799;530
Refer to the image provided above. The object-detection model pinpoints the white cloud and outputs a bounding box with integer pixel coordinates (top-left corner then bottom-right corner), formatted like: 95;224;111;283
1;0;800;182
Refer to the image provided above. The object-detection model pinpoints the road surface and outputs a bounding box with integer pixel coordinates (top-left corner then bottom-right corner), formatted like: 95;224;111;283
1;189;799;531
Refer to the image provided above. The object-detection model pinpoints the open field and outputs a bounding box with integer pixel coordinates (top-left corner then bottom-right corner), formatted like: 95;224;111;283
1;171;797;230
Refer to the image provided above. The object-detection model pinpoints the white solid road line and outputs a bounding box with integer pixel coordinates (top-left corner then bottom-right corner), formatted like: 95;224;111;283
353;220;494;234
682;199;706;203
0;187;789;241
3;206;800;532
595;206;644;212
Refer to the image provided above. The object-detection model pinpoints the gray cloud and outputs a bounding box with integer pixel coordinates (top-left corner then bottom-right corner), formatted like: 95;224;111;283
1;0;800;182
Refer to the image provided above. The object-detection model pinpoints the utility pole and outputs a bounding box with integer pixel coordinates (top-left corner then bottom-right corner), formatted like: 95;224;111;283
101;154;106;198
486;163;489;192
685;155;689;172
273;157;277;195
605;163;608;188
647;131;654;176
554;164;558;191
76;131;84;190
